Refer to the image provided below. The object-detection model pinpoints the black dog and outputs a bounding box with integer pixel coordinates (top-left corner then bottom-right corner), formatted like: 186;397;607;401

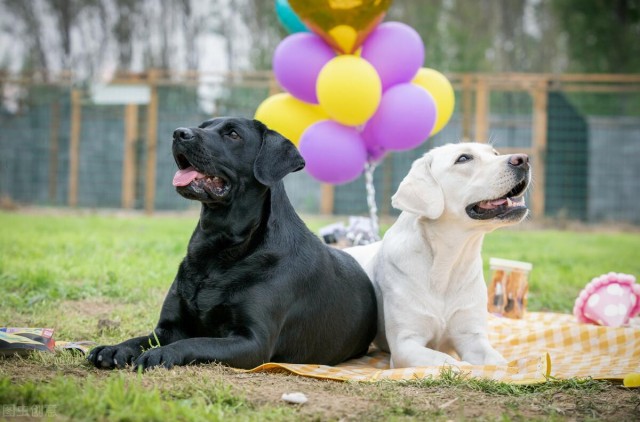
88;117;377;370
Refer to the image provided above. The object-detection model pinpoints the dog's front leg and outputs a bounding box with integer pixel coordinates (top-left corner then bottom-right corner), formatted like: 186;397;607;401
133;335;269;370
386;312;466;368
88;284;188;369
449;312;507;365
391;335;467;368
87;327;179;369
451;333;506;365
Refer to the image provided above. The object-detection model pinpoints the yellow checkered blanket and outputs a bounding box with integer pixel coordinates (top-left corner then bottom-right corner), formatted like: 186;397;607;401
248;312;640;384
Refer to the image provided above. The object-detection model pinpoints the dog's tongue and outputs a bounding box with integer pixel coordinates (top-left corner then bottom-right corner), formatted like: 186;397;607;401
172;166;204;187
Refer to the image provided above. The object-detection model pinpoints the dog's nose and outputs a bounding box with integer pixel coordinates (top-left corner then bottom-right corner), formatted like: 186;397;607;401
173;127;194;141
509;154;529;170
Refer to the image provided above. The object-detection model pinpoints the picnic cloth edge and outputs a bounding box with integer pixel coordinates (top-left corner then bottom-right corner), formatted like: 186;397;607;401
242;312;639;385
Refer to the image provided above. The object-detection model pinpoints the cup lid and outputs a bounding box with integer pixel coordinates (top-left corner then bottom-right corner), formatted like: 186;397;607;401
489;258;533;272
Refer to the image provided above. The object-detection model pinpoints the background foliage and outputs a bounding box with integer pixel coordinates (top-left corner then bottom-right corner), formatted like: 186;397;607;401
1;0;639;80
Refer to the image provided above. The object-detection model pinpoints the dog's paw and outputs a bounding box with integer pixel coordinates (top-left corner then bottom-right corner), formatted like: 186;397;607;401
87;344;140;369
482;355;508;366
462;347;508;366
132;346;183;371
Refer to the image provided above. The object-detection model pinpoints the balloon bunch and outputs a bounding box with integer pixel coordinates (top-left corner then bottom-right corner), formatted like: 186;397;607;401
256;0;455;184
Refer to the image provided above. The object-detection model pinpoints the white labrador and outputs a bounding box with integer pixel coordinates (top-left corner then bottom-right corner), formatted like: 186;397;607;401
347;143;531;368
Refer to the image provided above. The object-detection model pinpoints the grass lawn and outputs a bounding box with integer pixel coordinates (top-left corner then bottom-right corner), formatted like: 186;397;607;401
1;211;639;420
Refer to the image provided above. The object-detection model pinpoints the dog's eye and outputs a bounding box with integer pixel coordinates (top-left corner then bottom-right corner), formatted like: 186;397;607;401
227;131;240;140
455;154;473;164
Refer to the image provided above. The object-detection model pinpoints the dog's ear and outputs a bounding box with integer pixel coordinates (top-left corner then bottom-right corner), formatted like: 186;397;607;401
254;126;305;186
392;153;444;219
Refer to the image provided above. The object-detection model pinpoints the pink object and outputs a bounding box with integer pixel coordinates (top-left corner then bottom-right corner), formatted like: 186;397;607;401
573;272;640;327
172;167;204;187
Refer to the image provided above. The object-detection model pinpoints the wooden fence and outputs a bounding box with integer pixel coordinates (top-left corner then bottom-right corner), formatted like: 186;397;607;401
2;71;639;217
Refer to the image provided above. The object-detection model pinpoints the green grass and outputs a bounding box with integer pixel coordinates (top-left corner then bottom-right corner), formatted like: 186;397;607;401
2;212;637;316
0;213;191;305
482;229;640;311
1;211;639;420
0;355;297;422
410;366;609;396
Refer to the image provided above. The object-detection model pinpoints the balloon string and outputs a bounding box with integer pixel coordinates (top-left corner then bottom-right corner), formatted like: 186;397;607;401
364;161;380;241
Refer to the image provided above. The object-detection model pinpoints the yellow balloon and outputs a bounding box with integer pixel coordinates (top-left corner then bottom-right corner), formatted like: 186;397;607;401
316;55;381;126
412;68;455;136
254;93;328;146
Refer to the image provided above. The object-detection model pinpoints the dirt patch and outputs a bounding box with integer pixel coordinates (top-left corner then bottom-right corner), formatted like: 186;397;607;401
60;298;123;319
226;372;640;420
2;356;640;420
227;371;378;419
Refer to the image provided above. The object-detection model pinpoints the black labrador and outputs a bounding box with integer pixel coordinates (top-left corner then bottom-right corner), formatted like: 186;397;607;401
88;117;377;370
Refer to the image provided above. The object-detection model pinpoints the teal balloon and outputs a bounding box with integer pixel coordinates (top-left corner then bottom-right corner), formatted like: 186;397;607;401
275;0;308;34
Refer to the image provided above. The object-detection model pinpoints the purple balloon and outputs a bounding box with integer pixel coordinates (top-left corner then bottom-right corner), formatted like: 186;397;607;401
361;123;387;161
363;83;437;152
299;120;367;184
361;22;425;91
273;33;336;104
